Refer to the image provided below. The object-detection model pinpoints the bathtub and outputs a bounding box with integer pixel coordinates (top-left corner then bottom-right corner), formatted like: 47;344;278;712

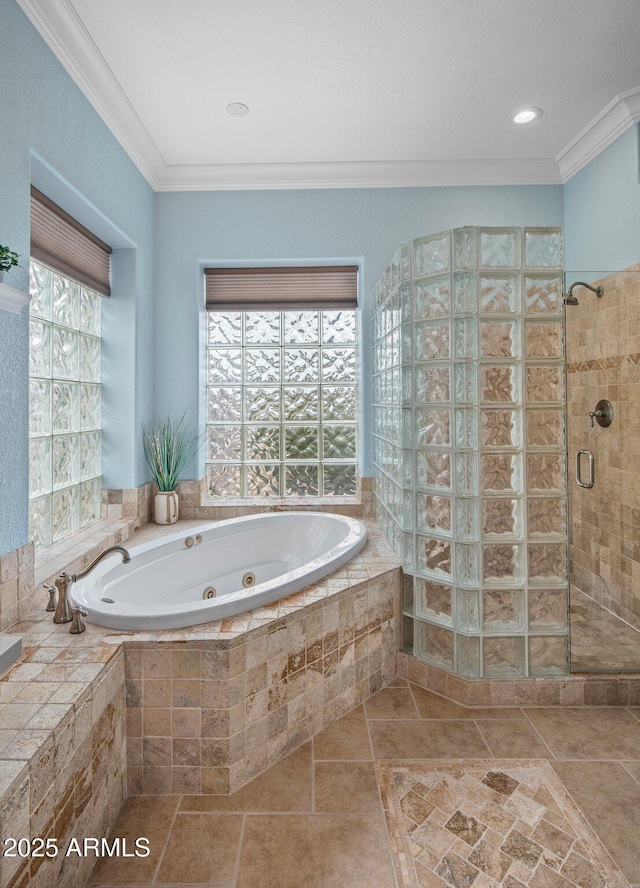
71;512;368;630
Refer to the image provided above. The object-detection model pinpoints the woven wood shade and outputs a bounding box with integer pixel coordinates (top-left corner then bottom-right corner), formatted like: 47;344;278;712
205;266;358;311
30;187;112;296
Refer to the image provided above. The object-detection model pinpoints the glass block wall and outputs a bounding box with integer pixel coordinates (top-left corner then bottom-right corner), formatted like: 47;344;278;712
372;227;569;678
206;310;357;498
28;261;102;548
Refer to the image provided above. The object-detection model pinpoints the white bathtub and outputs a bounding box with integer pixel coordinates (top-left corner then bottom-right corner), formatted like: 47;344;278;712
71;512;368;630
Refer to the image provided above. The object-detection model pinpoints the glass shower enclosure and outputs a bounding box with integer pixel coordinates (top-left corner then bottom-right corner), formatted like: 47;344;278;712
372;226;569;679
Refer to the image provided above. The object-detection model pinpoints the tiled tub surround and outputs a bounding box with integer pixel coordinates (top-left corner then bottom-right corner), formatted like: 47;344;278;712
372;227;569;679
72;512;368;632
99;483;154;524
0;649;126;888
6;477;366;643
0;520;400;799
0;542;35;632
566;267;640;636
123;523;400;795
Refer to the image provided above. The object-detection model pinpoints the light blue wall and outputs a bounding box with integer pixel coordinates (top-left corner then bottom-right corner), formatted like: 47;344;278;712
0;0;154;556
564;124;640;274
154;186;564;476
2;0;585;555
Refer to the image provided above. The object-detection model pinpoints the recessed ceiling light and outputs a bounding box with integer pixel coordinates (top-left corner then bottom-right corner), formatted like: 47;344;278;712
510;107;542;125
226;102;249;117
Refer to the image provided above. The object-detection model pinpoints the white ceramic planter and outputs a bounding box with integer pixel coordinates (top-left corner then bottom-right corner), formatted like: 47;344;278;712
154;490;179;525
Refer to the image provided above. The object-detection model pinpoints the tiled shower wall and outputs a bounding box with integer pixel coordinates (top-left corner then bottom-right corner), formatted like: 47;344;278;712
372;227;569;679
567;265;640;630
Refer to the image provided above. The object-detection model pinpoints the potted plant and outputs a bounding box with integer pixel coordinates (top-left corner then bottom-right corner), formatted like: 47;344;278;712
142;412;202;525
0;245;20;283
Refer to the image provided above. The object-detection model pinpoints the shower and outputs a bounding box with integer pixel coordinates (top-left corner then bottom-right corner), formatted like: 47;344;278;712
373;237;640;677
372;226;569;679
564;280;605;305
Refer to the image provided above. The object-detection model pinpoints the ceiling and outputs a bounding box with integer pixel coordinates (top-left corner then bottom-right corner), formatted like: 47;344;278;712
17;0;640;190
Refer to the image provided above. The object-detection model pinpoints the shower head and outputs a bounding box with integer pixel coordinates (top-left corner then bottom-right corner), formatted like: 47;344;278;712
564;281;605;306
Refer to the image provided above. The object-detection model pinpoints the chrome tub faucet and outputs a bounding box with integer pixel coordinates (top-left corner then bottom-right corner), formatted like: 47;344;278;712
50;545;131;629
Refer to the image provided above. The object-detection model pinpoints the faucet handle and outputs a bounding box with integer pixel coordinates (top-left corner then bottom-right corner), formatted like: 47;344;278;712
70;606;88;634
588;400;614;429
43;583;57;612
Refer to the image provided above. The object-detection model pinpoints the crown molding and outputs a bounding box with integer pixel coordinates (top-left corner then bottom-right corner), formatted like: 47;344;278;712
557;87;640;182
16;0;163;189
16;1;640;191
155;158;563;191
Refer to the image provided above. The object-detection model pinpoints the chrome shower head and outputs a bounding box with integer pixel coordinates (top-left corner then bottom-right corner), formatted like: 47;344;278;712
564;281;604;306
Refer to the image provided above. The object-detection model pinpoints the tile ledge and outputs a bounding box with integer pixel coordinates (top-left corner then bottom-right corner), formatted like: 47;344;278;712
200;496;362;507
34;516;140;586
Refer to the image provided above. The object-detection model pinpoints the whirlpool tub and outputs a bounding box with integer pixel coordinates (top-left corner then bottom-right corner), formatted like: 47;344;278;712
71;512;368;630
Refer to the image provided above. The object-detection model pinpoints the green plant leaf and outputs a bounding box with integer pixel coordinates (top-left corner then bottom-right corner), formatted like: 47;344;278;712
142;411;203;492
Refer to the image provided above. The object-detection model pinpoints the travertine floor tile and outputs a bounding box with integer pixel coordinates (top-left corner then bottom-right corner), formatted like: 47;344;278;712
476;720;553;758
386;677;409;687
622;760;640;784
88;677;640;888
365;686;420;719
90;796;179;884
381;760;631;888
552;760;640;883
370;719;490;760
179;743;312;812
410;684;525;720
236;814;395;888
314;761;381;813
527;708;640;759
313;705;372;760
155;812;242;884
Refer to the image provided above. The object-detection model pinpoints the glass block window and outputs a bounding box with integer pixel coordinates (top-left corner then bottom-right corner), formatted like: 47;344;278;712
206;310;357;498
28;261;102;548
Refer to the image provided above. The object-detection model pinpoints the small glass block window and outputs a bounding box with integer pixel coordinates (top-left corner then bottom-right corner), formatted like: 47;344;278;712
29;261;102;548
206;310;357;498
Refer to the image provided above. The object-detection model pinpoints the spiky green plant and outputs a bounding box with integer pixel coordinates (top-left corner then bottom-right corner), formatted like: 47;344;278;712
142;412;202;492
0;245;20;273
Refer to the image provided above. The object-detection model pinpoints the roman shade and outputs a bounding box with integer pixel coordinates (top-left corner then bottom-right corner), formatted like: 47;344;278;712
205;266;358;311
30;186;112;296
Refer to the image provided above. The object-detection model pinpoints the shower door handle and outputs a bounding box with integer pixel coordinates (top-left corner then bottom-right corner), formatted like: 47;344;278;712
576;450;595;489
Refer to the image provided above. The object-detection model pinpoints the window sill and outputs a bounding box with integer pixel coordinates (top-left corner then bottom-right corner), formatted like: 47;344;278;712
201;496;360;508
34;515;141;588
0;281;30;314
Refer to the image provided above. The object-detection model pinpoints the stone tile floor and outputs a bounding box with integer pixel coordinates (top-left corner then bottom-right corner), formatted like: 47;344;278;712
380;760;630;887
570;587;640;672
88;679;640;888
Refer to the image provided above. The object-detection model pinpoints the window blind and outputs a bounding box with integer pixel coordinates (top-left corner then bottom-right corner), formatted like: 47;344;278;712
205;266;358;311
30;187;112;296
